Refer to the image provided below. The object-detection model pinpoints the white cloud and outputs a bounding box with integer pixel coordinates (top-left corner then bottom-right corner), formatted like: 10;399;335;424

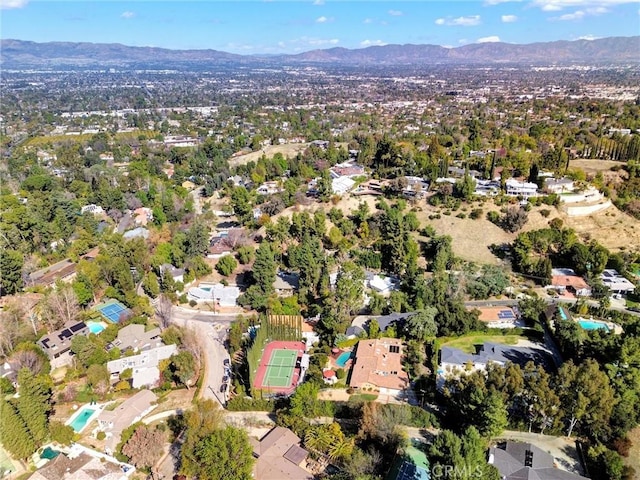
363;17;373;24
501;14;518;22
477;35;501;43
120;11;135;19
484;0;522;4
316;16;328;23
283;37;340;48
312;0;325;4
553;9;587;19
578;34;601;39
435;15;482;26
0;0;28;9
308;38;339;46
388;9;403;16
533;0;637;11
360;39;387;47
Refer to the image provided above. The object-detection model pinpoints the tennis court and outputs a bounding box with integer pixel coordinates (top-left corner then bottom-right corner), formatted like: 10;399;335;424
0;445;16;476
263;349;298;387
95;300;132;323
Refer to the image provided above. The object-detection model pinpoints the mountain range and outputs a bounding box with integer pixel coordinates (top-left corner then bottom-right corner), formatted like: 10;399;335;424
2;36;638;69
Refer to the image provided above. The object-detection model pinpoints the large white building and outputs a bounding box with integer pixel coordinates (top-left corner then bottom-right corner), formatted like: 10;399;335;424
505;179;539;198
600;269;636;294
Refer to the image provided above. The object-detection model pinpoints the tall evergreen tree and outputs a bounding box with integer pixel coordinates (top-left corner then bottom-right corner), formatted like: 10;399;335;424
0;397;36;459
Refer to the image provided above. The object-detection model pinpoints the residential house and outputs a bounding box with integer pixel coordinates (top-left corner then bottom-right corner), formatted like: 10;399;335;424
257;181;283;196
349;338;410;397
402;176;430;199
122;227;149;240
274;271;300;297
187;283;241;306
488;441;589;480
505;178;539;198
107;324;162;353
98;390;158;455
544;177;575;194
367;273;400;295
331;176;356;195
548;268;592;297
163;135;199;148
473;306;521;328
310;140;329;150
132;207;153;226
474;179;500;197
159;263;185;285
38;322;90;368
329;162;366;179
81;204;105;216
347;312;417;338
600;269;636;294
27;258;78;288
207;236;233;259
438;342;552;390
301;320;320;349
106;344;177;388
29;452;131;480
251;426;314;480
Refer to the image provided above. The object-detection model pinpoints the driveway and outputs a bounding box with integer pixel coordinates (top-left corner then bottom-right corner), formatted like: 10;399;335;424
171;314;233;407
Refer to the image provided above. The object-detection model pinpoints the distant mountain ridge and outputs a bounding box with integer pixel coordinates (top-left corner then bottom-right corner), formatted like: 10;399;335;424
2;36;638;68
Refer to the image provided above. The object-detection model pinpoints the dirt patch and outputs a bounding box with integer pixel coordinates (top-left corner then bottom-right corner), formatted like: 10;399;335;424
570;159;626;174
155;389;195;414
229;144;310;167
625;426;640;479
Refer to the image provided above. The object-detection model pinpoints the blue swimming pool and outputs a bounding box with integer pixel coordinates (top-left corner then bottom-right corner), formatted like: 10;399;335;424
68;407;96;433
578;320;610;331
558;308;568;321
87;322;105;335
336;351;352;368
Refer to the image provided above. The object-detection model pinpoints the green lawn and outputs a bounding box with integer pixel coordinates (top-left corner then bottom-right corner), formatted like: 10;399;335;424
441;332;523;354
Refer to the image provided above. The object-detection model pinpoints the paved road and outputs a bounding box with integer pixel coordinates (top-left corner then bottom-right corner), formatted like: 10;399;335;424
171;313;231;407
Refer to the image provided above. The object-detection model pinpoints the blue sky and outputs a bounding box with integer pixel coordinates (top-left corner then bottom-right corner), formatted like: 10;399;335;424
1;1;639;54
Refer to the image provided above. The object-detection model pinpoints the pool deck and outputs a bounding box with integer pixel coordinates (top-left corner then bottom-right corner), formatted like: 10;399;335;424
330;349;354;370
65;403;104;434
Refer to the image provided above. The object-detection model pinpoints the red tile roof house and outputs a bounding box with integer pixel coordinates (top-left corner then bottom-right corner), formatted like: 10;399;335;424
348;338;410;398
250;426;314;480
548;268;592;297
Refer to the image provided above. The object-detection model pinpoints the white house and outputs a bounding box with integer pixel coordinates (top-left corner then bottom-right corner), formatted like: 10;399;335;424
187;284;241;306
367;274;400;295
505;179;538;198
106;344;177;388
81;204;105;216
600;269;636;294
256;181;282;196
544;177;575;194
332;177;356;195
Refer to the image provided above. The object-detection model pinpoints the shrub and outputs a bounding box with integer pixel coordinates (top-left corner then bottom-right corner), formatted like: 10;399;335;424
487;211;501;224
189;300;197;307
216;255;238;276
469;208;483;220
97;431;106;441
336;369;346;380
540;208;551;218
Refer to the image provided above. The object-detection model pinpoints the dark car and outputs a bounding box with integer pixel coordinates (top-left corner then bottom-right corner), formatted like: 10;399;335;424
628;307;640;313
223;358;230;366
220;383;228;393
222;375;229;383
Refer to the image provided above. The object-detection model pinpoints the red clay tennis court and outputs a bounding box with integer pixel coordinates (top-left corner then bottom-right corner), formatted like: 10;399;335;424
253;340;305;395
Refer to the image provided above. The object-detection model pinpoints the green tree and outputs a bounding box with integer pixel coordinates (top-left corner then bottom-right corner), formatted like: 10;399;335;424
15;368;52;446
555;359;615;439
216;255;238;277
0;397;36;459
403;308;438;341
230;187;253;224
49;421;75;445
334;261;365;321
0;249;23;294
190;426;254;480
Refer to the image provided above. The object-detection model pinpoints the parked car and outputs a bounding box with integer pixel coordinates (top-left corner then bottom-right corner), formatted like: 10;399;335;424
220;383;228;393
223;358;230;366
222;375;229;383
628;306;640;313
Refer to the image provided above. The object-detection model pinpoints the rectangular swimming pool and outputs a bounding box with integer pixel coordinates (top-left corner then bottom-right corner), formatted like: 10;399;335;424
577;319;610;331
336;351;352;368
68;407;96;433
